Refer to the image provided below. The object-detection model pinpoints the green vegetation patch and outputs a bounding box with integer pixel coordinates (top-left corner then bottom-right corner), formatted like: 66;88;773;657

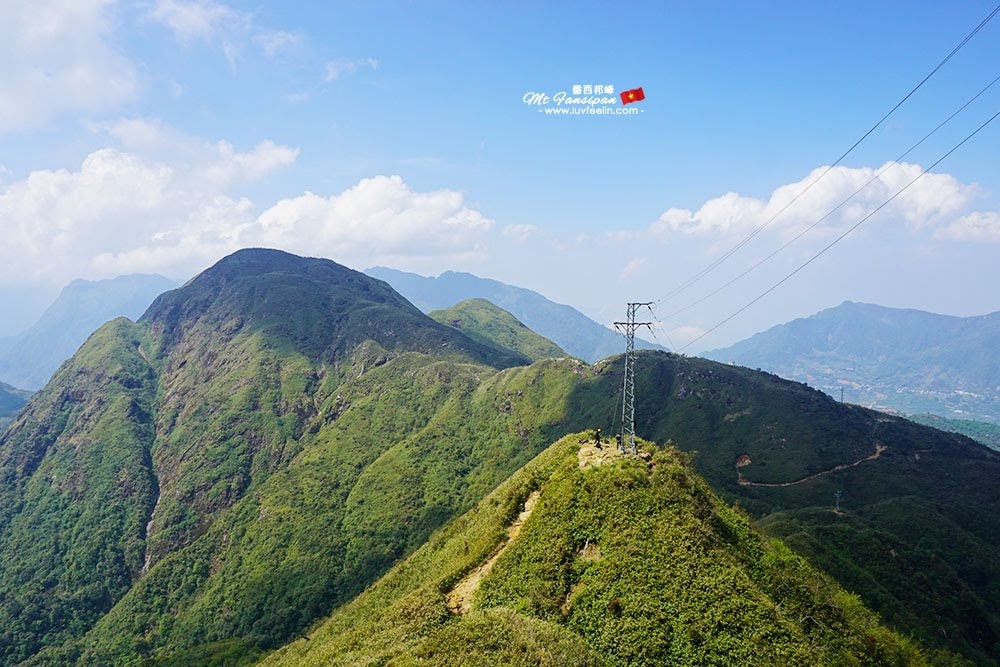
260;434;928;667
430;298;568;363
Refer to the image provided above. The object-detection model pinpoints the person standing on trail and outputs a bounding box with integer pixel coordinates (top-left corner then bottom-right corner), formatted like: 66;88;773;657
595;428;602;444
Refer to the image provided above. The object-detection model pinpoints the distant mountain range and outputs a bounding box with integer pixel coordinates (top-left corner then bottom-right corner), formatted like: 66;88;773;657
705;301;1000;423
0;274;176;390
366;266;664;362
3;253;999;664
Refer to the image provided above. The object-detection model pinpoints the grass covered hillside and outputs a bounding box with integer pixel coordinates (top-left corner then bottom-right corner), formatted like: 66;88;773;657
262;433;927;667
2;249;998;665
0;381;31;431
430;298;568;362
0;249;538;665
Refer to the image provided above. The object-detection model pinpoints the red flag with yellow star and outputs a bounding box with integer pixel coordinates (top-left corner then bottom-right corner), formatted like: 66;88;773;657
620;87;645;105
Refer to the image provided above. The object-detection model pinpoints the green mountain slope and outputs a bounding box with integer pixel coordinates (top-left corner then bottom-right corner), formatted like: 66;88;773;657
704;301;1000;423
3;250;999;665
0;249;533;666
429;298;568;362
0;319;158;664
261;433;927;667
366;266;663;362
0;274;176;391
0;381;31;420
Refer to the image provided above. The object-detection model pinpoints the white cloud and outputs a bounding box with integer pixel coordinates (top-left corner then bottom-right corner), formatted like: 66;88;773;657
324;57;379;82
0;0;138;132
667;325;705;346
253;176;494;261
0;122;298;283
619;257;648;279
502;224;539;242
937;211;1000;243
253;30;304;57
652;162;978;239
0;119;495;285
150;0;248;43
150;0;303;61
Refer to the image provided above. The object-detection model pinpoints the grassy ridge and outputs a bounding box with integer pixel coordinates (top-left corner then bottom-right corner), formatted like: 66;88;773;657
52;356;596;665
0;319;158;665
4;250;1000;665
429;298;568;362
261;434;928;666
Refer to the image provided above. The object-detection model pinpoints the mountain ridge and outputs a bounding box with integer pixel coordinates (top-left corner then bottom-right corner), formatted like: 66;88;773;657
365;266;664;362
705;300;1000;422
2;251;999;665
429;298;568;362
0;273;176;390
261;433;929;667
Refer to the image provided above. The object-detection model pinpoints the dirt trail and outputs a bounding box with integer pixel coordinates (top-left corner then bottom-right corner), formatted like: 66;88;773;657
577;440;620;468
738;444;887;488
446;489;540;614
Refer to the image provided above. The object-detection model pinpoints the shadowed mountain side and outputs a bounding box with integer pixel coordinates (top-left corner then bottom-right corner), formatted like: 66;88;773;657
0;381;31;419
143;250;529;370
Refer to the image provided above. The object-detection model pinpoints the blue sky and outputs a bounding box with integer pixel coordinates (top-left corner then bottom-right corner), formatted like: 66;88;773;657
1;1;999;352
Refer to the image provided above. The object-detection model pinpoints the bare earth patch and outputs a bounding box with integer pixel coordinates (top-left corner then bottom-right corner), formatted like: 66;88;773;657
578;441;620;468
445;490;541;614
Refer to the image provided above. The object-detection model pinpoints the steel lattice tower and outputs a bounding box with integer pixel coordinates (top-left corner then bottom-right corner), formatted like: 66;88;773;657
614;302;652;454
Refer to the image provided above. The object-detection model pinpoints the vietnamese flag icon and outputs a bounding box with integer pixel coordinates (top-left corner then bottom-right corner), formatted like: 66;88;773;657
621;87;645;105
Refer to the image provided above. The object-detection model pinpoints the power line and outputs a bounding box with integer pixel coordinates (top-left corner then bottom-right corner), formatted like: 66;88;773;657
658;71;1000;322
643;303;675;351
678;108;1000;352
652;3;1000;308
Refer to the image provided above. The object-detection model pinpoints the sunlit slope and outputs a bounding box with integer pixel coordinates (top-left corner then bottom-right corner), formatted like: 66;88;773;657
261;434;927;667
430;297;568;362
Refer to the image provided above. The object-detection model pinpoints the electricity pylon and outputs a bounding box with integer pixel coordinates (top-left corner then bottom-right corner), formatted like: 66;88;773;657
614;302;652;454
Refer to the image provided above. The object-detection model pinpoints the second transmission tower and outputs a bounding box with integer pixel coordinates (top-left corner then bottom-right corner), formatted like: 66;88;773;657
614;302;652;454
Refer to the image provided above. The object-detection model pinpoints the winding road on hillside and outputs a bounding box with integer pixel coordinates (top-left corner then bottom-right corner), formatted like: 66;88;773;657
737;443;887;488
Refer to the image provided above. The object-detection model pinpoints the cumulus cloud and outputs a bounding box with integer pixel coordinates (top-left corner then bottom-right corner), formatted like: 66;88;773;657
253;176;494;260
0;0;138;132
0;122;495;284
0;122;298;283
324;57;379;82
651;162;978;239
